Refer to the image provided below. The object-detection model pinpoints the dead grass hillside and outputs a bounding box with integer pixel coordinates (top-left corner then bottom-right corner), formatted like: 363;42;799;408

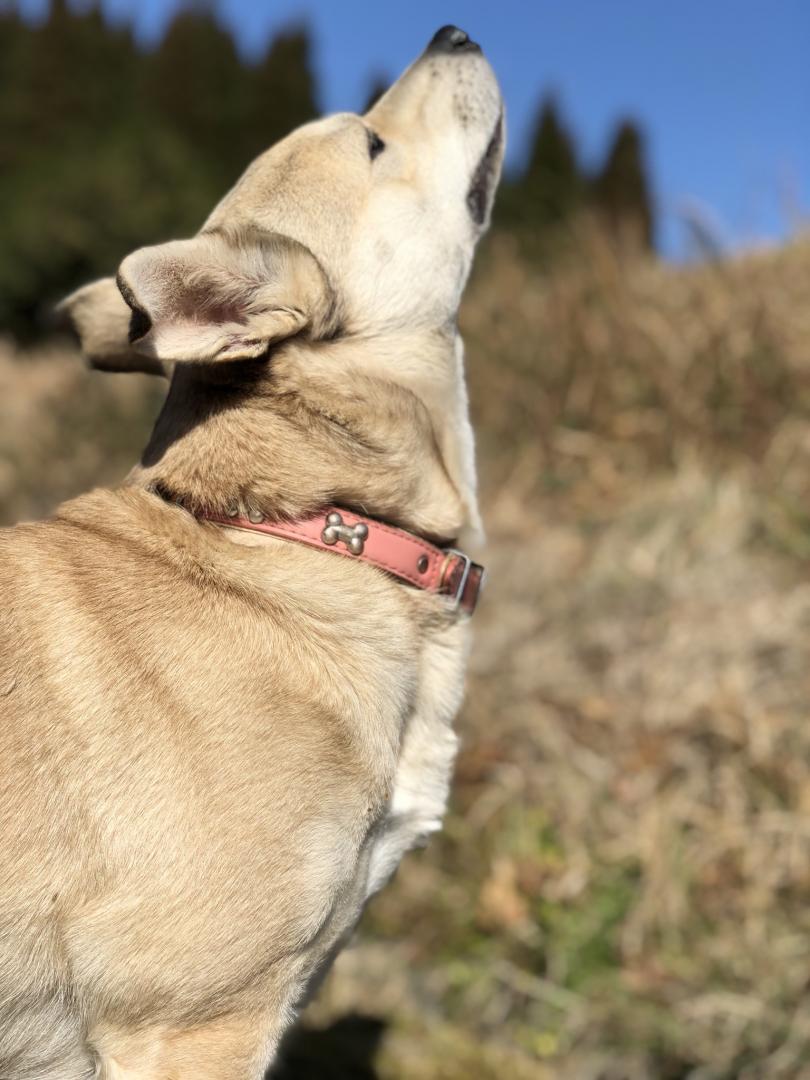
3;231;810;1078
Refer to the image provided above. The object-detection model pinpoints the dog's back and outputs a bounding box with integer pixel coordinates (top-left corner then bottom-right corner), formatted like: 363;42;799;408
1;24;503;1077
0;489;421;1077
0;520;97;1079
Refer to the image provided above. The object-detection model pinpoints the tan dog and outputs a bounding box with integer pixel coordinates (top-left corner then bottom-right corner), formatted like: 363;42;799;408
0;26;503;1080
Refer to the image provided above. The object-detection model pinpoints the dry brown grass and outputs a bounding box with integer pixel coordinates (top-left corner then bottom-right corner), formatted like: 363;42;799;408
0;337;162;525
3;230;810;1078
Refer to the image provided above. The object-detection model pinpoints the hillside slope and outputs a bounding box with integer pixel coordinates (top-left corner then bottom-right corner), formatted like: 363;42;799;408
3;235;810;1078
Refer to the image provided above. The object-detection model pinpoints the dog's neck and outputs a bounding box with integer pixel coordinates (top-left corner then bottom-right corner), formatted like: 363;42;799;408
128;328;481;545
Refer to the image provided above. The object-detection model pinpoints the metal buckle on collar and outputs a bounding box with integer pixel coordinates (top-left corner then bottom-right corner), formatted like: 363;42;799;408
441;549;472;607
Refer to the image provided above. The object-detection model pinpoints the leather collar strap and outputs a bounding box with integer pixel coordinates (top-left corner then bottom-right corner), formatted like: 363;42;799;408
201;507;485;615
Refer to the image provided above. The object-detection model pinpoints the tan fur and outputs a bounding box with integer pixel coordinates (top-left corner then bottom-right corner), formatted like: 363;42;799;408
1;31;503;1080
56;278;166;376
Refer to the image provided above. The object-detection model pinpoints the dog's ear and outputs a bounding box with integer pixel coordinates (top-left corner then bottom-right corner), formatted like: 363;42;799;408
116;229;334;364
56;278;167;376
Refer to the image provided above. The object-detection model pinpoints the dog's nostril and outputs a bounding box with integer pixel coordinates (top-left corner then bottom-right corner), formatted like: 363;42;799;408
446;25;468;46
427;25;480;54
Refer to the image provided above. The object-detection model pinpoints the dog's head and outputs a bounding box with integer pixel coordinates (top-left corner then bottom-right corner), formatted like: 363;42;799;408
61;26;504;371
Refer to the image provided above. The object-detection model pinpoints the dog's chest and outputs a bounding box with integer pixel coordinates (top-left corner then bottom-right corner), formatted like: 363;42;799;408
364;619;469;898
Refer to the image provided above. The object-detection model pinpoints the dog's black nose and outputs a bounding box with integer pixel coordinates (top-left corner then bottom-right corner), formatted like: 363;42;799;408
427;25;480;54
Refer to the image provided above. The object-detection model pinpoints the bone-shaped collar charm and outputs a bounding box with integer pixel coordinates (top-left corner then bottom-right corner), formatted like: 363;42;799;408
320;511;369;555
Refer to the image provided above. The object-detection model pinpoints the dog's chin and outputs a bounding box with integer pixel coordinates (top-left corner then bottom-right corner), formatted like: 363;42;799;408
466;113;504;227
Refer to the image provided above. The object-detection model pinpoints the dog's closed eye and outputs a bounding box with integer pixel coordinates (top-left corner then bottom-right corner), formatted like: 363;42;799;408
368;131;386;160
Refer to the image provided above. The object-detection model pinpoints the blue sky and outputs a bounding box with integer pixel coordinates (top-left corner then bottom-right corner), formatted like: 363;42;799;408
17;0;810;257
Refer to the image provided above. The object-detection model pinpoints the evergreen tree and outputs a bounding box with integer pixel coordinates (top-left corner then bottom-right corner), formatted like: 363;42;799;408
144;6;246;188
242;26;318;162
12;0;135;151
0;6;325;337
520;95;583;229
0;1;145;336
0;5;31;172
591;120;655;249
361;74;390;114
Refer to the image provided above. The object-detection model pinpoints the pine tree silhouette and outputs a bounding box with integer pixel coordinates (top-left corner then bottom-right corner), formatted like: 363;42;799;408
521;95;583;228
243;27;318;162
591;120;655;249
0;5;658;337
361;74;390;114
0;7;325;337
0;5;31;172
145;7;245;187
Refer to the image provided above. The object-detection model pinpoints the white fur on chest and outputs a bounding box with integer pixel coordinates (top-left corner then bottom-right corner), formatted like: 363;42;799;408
365;618;470;897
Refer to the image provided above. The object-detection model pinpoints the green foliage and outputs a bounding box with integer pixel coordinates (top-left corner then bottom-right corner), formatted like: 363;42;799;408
244;27;319;162
143;9;246;189
501;96;585;232
0;1;319;339
538;866;639;992
495;98;657;261
592;120;655;249
361;74;390;114
0;2;657;339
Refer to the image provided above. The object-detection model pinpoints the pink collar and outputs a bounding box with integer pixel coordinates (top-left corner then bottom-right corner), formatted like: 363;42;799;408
201;506;485;615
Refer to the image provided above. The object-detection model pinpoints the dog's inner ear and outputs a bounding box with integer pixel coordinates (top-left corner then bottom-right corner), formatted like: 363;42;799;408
57;277;166;376
117;229;334;364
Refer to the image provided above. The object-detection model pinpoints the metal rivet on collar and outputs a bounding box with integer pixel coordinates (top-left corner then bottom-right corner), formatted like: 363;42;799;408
247;509;265;524
226;506;239;518
321;511;369;555
417;555;429;573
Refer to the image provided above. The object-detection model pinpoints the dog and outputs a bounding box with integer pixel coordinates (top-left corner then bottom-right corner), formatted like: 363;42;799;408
0;25;504;1080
